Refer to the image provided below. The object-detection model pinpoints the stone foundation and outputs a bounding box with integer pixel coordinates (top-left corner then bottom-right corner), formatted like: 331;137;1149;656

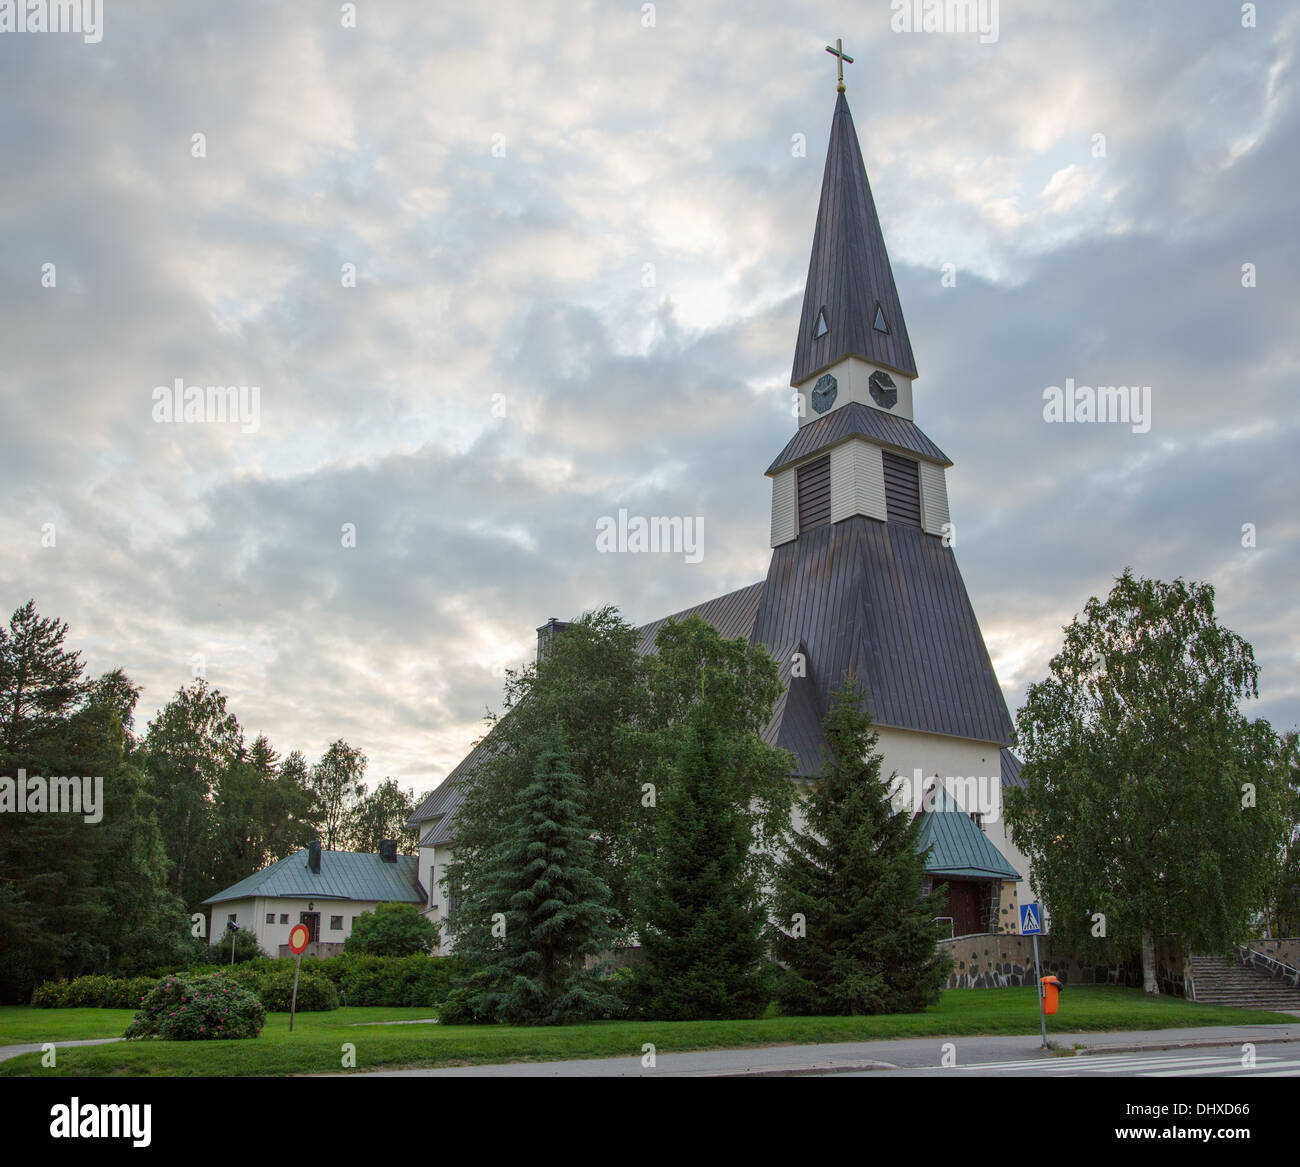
939;933;1187;995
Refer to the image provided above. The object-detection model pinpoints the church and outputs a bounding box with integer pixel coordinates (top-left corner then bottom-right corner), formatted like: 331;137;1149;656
409;55;1034;949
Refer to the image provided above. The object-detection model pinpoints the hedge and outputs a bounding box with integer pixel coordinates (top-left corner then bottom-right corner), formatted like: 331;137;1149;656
33;954;461;1011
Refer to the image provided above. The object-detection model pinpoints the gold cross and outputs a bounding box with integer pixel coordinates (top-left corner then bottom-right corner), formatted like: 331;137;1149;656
824;38;853;93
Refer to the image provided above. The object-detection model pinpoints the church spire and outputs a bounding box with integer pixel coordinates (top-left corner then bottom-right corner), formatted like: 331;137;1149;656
790;92;917;386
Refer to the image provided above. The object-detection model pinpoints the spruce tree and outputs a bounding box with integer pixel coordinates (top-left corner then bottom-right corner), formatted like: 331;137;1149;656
452;723;622;1024
772;676;952;1015
635;701;770;1020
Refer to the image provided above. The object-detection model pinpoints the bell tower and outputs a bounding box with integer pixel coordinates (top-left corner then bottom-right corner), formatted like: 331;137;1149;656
770;83;951;549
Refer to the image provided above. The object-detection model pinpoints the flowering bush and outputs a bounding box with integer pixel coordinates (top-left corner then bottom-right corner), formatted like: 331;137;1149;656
123;974;265;1041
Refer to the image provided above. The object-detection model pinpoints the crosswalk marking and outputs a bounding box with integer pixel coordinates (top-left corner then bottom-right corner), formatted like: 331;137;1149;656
1140;1057;1300;1077
936;1050;1294;1076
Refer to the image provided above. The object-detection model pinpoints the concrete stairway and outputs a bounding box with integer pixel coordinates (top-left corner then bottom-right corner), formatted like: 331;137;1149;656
1188;953;1300;1010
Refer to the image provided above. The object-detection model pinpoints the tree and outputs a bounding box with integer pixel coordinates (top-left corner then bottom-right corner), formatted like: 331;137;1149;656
1007;571;1288;993
771;677;951;1015
630;617;796;1020
343;902;437;957
345;777;418;854
143;680;243;911
633;701;771;1019
0;599;86;756
307;739;366;850
447;607;647;942
446;725;620;1022
0;602;188;1000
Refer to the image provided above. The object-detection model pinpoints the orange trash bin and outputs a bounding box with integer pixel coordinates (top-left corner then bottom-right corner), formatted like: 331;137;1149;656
1040;975;1063;1015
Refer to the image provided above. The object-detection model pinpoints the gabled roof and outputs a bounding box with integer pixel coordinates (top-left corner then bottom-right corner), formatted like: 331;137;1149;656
917;784;1021;880
202;848;424;906
766;401;950;476
762;639;829;776
791;92;917;386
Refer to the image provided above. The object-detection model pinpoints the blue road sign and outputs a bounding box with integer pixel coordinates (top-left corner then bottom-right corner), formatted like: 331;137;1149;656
1020;903;1043;935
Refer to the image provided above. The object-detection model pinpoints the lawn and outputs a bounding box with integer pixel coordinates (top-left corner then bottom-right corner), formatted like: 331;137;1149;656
1;987;1293;1077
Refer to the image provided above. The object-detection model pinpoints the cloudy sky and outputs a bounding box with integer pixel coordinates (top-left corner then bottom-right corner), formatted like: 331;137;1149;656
2;0;1296;801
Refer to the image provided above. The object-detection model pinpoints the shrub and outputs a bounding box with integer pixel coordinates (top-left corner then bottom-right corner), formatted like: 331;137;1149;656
32;975;158;1009
343;903;438;957
124;974;265;1040
201;929;268;964
318;954;462;1007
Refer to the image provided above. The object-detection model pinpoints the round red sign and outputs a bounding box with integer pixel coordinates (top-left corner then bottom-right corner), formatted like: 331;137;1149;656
288;923;310;955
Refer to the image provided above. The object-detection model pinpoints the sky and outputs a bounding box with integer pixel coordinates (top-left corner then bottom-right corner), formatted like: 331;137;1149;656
1;0;1297;803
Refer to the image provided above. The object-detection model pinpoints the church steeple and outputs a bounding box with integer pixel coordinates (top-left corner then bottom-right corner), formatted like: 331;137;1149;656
791;92;917;386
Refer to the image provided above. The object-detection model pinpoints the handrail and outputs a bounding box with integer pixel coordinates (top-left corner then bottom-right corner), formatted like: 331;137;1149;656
1235;943;1300;982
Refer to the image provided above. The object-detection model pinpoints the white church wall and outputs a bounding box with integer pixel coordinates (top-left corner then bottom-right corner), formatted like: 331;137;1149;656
872;725;1034;913
770;468;796;546
919;461;950;537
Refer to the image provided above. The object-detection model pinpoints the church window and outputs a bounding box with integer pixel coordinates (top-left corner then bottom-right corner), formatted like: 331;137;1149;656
279;913;289;924
330;915;343;930
873;304;888;333
796;456;831;531
265;913;275;924
882;451;921;526
814;308;828;338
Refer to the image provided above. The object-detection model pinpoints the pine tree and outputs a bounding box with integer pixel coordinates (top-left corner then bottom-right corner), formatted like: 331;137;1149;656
772;676;952;1015
452;724;622;1024
634;701;770;1020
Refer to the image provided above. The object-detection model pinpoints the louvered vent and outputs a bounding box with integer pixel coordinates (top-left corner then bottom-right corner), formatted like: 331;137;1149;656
797;456;831;531
882;451;921;527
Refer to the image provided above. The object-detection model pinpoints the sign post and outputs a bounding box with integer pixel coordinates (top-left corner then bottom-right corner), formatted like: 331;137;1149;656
1020;902;1048;1050
287;923;310;1032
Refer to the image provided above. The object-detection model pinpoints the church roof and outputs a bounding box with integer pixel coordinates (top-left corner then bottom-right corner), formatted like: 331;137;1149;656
917;784;1021;881
790;92;918;386
754;518;1015;746
766;401;951;476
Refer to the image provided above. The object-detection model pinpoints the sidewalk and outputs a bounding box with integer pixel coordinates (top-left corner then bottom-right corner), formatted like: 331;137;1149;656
350;1021;1299;1077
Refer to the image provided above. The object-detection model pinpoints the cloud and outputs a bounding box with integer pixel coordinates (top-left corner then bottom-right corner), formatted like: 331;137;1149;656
1;0;1296;802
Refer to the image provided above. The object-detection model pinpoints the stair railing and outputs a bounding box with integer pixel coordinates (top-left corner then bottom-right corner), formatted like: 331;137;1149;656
1235;944;1300;989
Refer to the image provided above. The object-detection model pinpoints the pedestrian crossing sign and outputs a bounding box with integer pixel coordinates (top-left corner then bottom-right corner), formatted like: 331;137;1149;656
1020;903;1042;935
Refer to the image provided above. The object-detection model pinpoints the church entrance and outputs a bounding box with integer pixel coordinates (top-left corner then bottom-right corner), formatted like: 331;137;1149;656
944;879;988;937
299;911;320;942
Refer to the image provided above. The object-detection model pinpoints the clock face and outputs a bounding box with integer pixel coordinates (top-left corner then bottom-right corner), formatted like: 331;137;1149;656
869;370;897;409
811;373;838;414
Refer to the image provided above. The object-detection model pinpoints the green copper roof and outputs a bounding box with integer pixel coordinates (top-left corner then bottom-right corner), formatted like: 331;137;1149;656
917;785;1020;880
202;848;423;906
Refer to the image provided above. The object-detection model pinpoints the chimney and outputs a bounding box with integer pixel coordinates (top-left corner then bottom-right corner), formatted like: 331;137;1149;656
307;840;322;874
379;839;397;863
536;617;570;663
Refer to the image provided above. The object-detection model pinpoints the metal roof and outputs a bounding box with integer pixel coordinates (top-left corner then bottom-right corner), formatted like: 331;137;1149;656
766;401;951;476
202;848;424;906
1000;748;1024;790
752;518;1015;746
791;92;917;385
917;784;1021;880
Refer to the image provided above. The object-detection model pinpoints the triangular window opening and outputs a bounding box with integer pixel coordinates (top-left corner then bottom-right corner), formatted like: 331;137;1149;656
814;308;828;339
873;304;889;334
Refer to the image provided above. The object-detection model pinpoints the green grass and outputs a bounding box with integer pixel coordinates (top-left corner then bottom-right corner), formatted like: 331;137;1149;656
1;988;1291;1077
